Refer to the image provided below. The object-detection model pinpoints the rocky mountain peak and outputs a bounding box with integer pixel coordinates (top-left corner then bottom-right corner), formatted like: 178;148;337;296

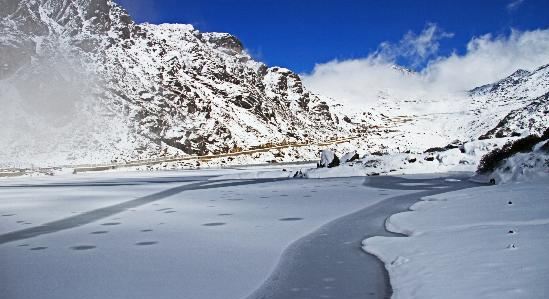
203;32;245;55
0;0;368;166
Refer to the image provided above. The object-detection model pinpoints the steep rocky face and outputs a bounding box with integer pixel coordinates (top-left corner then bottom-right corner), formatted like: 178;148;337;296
0;0;366;166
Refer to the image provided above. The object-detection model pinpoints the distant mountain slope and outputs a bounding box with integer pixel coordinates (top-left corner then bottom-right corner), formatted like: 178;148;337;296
472;65;549;139
0;0;368;166
360;64;549;154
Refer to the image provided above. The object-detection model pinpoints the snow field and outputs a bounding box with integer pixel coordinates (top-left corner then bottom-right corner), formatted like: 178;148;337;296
363;178;549;299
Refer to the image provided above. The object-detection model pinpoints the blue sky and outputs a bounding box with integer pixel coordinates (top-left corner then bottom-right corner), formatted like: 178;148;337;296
116;0;549;73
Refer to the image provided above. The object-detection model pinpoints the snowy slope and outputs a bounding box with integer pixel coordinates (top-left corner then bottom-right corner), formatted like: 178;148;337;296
363;65;549;154
361;137;549;299
363;177;549;299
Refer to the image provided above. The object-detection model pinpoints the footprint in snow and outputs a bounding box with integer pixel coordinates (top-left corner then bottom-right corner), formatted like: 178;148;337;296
91;231;109;235
202;222;226;227
30;247;48;251
71;245;96;251
136;241;158;246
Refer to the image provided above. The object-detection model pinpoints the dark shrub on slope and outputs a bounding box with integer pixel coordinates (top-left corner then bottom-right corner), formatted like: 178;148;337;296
477;129;548;174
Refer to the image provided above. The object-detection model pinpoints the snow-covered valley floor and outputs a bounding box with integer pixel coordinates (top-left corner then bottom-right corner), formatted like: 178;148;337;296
0;168;546;299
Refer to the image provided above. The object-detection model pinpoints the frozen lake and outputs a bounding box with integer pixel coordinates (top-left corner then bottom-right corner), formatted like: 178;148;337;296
0;169;477;299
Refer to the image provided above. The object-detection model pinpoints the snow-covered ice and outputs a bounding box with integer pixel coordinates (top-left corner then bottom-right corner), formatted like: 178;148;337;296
0;168;402;299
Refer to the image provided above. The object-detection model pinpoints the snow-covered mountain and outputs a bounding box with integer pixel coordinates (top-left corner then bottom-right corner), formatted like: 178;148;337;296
361;64;549;155
0;0;368;167
472;65;549;139
0;0;547;169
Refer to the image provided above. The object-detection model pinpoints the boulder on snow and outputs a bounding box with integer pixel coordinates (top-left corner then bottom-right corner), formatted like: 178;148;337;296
318;149;340;168
293;170;305;178
340;151;360;163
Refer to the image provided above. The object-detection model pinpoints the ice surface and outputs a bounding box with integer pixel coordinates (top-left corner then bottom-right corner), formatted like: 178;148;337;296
0;169;396;299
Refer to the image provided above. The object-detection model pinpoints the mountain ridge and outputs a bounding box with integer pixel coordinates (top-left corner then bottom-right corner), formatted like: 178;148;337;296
0;0;547;169
0;0;369;167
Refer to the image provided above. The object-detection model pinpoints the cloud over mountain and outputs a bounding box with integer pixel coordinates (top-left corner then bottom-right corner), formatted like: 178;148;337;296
303;25;549;106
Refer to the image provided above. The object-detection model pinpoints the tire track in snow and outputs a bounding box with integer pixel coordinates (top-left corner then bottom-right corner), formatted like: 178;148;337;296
0;178;286;245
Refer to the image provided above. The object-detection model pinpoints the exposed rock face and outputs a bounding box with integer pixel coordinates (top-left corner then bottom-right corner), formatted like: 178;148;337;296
340;151;360;163
479;92;549;139
0;0;367;165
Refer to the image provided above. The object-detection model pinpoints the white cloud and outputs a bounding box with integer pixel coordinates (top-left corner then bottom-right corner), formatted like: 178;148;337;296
302;26;549;108
378;23;454;67
507;0;526;11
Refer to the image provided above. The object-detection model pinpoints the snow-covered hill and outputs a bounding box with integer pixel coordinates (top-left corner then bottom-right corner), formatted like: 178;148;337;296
0;0;368;167
362;64;549;154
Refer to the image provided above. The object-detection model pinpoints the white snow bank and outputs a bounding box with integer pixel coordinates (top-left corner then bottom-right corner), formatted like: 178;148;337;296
363;178;549;299
305;164;366;178
286;139;500;179
209;170;293;180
